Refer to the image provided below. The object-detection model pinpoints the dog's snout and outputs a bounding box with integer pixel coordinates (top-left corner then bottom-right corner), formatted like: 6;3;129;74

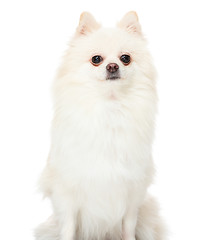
106;63;119;73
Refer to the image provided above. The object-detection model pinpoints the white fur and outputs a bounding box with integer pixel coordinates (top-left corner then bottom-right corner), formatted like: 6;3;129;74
35;12;166;240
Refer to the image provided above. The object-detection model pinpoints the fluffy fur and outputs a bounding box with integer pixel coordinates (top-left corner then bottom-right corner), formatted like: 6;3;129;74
35;12;166;240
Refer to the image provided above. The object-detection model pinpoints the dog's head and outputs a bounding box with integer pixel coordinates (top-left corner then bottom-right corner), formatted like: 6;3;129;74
56;12;156;100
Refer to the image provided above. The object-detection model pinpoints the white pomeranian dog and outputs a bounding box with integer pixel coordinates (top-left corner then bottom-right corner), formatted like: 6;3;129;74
35;11;166;240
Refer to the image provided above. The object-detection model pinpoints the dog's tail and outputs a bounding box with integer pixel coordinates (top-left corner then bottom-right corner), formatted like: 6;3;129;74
34;216;59;240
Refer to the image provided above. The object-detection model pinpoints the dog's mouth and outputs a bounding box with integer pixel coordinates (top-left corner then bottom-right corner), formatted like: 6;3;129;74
106;76;120;80
106;73;120;81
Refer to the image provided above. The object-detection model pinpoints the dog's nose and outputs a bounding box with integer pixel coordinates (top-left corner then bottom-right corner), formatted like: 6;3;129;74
106;63;119;73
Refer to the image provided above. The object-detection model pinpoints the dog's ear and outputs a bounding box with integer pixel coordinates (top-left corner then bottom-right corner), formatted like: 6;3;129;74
117;11;141;35
76;12;101;36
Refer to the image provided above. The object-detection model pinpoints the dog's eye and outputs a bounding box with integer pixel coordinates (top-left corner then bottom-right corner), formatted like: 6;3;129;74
91;55;103;66
120;54;131;65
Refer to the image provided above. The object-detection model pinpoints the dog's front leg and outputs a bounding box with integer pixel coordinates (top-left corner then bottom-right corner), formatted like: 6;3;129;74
59;211;75;240
122;187;145;240
122;206;138;240
52;187;77;240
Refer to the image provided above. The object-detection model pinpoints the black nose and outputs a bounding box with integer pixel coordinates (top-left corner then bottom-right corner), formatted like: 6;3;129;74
106;63;119;73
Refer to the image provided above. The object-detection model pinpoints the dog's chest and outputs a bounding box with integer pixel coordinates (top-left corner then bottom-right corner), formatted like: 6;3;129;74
51;101;150;185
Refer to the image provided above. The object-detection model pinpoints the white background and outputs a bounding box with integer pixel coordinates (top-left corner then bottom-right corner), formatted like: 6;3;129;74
0;0;208;240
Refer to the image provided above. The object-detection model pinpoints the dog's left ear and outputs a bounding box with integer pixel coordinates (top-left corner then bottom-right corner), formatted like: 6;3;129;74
76;12;101;36
117;11;141;35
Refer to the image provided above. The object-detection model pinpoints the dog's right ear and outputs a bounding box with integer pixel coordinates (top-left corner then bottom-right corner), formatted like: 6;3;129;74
76;12;101;36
